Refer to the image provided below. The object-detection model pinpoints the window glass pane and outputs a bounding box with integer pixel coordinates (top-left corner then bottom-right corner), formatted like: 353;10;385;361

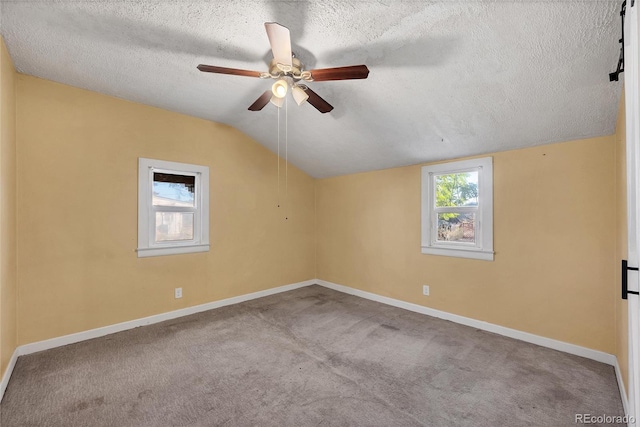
155;212;194;242
435;171;478;207
153;173;195;207
437;213;475;243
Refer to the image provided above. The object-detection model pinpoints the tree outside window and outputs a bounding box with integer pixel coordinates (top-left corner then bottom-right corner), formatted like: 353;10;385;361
434;172;478;243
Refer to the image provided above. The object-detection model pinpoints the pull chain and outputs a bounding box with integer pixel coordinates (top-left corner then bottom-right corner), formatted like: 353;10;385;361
285;95;289;220
277;104;280;208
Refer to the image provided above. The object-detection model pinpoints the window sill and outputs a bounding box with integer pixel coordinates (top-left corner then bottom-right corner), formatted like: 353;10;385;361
137;244;210;258
421;246;494;261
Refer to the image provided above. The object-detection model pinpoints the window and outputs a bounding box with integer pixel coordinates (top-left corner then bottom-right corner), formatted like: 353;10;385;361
137;158;209;257
421;157;493;261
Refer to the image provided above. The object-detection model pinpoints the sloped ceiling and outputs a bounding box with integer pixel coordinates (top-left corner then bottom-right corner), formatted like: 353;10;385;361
0;1;623;178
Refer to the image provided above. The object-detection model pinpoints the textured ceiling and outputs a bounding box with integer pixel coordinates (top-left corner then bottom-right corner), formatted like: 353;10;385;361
0;1;623;178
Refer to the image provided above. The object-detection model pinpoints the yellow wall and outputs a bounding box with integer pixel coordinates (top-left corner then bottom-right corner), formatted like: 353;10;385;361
317;136;617;353
16;75;315;345
0;37;18;378
2;50;630;371
615;90;628;392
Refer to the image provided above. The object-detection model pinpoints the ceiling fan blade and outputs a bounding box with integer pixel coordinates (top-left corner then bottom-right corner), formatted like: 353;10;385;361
197;64;262;78
309;65;370;81
265;22;292;67
303;87;334;113
248;91;272;111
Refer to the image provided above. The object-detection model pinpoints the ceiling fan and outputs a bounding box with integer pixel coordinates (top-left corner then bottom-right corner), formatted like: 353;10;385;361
197;22;369;114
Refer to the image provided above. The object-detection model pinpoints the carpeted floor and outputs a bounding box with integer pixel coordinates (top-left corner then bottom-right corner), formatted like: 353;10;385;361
0;285;625;426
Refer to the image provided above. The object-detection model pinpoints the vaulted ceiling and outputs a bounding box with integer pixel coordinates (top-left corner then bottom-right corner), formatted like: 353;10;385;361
0;1;623;178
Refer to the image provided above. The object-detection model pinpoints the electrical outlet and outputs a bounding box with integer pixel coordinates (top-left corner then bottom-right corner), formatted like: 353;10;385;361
175;287;182;299
422;285;430;296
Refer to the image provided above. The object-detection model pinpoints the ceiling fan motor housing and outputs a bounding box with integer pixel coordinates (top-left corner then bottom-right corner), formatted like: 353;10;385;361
268;57;312;81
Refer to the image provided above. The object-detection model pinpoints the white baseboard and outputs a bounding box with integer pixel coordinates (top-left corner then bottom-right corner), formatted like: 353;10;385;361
19;279;315;356
0;347;19;403
0;279;315;402
317;280;633;418
316;279;617;366
2;278;625;409
614;357;630;417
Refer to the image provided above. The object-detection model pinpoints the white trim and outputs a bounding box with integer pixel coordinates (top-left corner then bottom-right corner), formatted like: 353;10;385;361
0;279;315;403
615;356;631;419
625;2;640;424
138;158;210;258
421;157;494;261
421;246;494;261
320;279;629;415
18;279;315;356
1;278;623;406
136;244;210;258
0;348;19;403
316;279;616;366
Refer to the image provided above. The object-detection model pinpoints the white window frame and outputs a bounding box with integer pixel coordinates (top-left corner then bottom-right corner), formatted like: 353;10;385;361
137;158;210;258
421;157;494;261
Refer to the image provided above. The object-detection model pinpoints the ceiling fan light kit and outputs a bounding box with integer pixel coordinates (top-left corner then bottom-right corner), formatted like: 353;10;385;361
197;22;369;113
270;94;285;108
271;79;288;98
292;85;309;106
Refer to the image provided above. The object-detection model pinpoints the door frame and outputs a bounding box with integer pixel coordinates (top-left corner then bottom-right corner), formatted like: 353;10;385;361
626;0;640;424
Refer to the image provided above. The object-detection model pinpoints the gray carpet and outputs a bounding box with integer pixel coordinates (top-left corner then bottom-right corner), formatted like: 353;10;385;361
0;285;625;426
